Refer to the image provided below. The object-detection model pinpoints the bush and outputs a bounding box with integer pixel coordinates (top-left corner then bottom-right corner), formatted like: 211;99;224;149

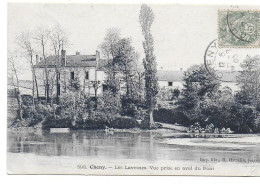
257;102;260;112
21;95;33;106
75;119;107;130
109;116;139;129
253;115;260;132
139;119;151;129
153;108;190;126
197;103;257;133
42;115;72;130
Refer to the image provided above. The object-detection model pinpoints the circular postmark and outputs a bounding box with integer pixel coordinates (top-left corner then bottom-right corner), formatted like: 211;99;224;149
226;10;259;43
204;39;240;82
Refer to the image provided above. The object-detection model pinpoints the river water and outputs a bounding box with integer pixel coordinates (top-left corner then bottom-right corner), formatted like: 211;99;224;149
6;128;260;175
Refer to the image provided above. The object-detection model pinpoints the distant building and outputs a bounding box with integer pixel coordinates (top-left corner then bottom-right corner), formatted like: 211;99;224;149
31;54;241;98
157;70;184;90
34;50;107;98
157;69;240;92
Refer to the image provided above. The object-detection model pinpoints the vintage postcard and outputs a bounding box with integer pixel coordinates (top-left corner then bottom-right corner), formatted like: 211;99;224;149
7;3;260;176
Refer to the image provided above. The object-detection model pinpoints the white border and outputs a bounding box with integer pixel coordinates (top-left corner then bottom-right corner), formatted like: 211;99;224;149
2;0;260;183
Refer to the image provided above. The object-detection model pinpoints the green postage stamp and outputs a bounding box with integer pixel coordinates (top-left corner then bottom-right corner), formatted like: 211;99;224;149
218;10;260;47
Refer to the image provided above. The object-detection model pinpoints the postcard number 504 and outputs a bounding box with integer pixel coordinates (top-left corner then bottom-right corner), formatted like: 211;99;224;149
77;165;87;169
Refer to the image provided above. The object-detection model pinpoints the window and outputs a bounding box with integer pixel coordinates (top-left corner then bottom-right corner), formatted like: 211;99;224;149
70;71;74;80
168;82;173;86
85;71;89;80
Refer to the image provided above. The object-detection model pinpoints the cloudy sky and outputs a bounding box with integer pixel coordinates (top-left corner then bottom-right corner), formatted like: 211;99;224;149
8;3;260;80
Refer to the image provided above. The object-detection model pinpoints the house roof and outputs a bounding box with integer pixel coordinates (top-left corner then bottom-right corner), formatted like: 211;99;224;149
34;55;98;68
97;59;109;71
157;70;239;83
157;70;184;82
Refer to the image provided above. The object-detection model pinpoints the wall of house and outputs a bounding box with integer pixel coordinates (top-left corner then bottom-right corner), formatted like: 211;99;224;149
34;67;105;98
158;80;183;90
158;80;239;93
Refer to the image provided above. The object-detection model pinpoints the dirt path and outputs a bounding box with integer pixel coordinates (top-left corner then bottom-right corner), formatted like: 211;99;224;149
157;122;188;132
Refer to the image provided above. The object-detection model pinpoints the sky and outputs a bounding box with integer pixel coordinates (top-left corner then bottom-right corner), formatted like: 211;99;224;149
8;3;260;80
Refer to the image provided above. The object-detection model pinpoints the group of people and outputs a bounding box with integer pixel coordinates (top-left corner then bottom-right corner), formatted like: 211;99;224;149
187;122;234;134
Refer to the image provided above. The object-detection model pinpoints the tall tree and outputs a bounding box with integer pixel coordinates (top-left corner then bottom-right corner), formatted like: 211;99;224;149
50;24;69;103
17;31;38;107
139;4;159;127
34;26;51;102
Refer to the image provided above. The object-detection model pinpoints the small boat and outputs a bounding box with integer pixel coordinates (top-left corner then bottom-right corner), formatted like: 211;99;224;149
50;128;70;133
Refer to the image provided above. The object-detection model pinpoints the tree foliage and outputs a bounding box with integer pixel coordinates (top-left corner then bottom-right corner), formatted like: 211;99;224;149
237;55;260;109
179;64;221;111
139;4;159;126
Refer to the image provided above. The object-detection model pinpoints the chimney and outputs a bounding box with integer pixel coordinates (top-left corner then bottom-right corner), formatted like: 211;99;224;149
231;66;235;72
96;50;100;60
180;68;183;71
76;51;80;55
96;50;100;68
61;49;67;66
36;55;39;64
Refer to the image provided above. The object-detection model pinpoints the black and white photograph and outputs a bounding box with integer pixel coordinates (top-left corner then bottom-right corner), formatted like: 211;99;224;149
6;2;260;176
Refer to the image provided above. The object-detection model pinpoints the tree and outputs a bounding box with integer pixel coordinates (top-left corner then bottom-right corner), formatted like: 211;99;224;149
98;89;122;124
237;55;260;110
177;64;221;122
34;26;51;102
131;54;145;102
89;80;102;109
100;28;121;95
8;53;23;120
139;4;159;127
50;24;69;103
172;88;180;100
59;90;85;127
114;38;138;98
17;31;39;107
179;64;221;110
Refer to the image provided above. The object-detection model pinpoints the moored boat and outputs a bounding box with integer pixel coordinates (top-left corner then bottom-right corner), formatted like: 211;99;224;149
50;128;70;133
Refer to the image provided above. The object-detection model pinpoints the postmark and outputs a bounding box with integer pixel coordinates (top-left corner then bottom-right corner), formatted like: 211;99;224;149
218;10;260;48
204;39;241;82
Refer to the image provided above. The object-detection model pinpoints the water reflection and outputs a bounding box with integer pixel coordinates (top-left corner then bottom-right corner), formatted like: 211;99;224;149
7;129;260;162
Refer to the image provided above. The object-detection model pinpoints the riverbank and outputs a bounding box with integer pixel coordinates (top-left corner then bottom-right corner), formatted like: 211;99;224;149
158;122;188;132
8;121;189;134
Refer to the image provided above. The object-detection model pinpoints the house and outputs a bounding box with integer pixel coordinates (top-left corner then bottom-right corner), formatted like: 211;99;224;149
34;50;106;98
157;69;240;92
157;70;184;90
